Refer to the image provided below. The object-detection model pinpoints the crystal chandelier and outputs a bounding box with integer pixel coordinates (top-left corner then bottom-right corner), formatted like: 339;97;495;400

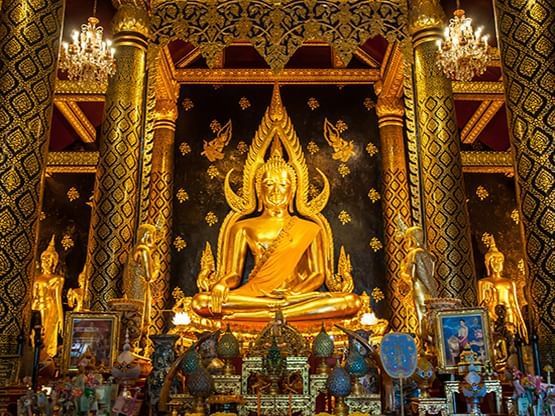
436;2;490;81
59;1;115;84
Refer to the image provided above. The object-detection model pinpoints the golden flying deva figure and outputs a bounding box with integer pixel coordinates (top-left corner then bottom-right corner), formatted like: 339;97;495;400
478;236;528;341
192;85;360;321
32;236;64;357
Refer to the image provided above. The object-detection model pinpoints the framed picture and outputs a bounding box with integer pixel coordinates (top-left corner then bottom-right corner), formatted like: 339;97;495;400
435;307;492;371
62;312;120;373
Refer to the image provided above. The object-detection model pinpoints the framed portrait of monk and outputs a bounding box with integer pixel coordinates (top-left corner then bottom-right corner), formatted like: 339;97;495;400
435;307;492;371
62;312;120;373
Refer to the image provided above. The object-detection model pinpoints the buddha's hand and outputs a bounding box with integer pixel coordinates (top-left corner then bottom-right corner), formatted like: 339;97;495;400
209;283;229;314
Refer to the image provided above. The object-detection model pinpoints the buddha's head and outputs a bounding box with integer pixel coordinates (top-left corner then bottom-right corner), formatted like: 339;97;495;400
40;235;59;274
255;139;297;213
137;223;158;247
404;225;424;248
485;236;504;276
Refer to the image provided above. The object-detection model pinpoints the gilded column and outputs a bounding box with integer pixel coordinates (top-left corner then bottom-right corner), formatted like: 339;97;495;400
0;0;64;382
375;96;418;333
409;0;477;304
147;98;178;333
87;1;149;310
495;0;554;366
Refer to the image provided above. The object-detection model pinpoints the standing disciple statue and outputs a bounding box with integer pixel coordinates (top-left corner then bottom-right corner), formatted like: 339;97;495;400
123;223;161;353
32;236;64;357
191;85;360;322
399;221;437;336
478;236;528;341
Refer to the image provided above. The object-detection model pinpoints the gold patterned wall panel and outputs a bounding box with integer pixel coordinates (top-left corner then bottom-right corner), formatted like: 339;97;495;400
495;0;554;363
87;10;149;310
150;0;408;71
0;0;64;338
0;0;64;380
412;36;477;305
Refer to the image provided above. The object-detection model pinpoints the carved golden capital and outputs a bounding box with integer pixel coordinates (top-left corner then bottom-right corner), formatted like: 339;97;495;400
409;0;445;39
154;99;177;129
376;96;404;127
112;2;149;41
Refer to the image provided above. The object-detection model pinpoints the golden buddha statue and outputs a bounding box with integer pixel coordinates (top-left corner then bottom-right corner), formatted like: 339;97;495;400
398;220;437;335
31;236;64;357
68;265;87;311
478;236;528;341
191;85;360;322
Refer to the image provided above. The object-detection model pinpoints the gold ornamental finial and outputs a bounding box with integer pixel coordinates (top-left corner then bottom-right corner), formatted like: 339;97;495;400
269;83;284;122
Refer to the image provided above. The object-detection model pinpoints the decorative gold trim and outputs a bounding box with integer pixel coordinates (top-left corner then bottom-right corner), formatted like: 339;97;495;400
54;80;106;100
157;47;179;102
54;101;96;143
378;42;404;99
353;47;381;69
46;151;98;173
174;46;202;68
452;81;505;100
174;68;380;84
461;151;513;174
460;100;504;144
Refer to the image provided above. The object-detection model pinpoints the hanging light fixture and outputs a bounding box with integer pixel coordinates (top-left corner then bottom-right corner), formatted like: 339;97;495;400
59;0;116;84
436;1;491;81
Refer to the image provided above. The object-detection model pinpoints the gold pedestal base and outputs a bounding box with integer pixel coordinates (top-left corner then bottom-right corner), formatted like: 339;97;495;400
334;396;349;416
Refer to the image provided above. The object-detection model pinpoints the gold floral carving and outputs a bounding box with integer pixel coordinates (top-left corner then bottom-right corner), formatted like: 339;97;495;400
481;232;493;247
154;99;178;123
239;97;251;110
338;163;351;177
173;236;187;251
66;187;80;201
176;188;189;203
365;142;379;157
369;237;383;252
112;2;149;38
452;81;505;99
408;0;445;35
207;165;220;179
376;96;404;120
307;97;320;110
182;98;194;111
338;210;352;225
367;188;381;203
205;211;218;226
151;1;408;71
210;119;222;133
363;97;376;110
475;185;489;200
179;142;191;155
61;234;74;251
371;287;385;302
307;141;320;155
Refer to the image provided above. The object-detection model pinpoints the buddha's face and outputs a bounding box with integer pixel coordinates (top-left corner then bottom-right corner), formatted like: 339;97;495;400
40;252;57;274
260;168;293;211
490;255;504;274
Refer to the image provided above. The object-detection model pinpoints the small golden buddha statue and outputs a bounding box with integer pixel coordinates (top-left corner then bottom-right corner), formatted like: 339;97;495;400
478;236;528;341
192;85;360;322
32;236;64;357
68;265;87;311
399;222;437;335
